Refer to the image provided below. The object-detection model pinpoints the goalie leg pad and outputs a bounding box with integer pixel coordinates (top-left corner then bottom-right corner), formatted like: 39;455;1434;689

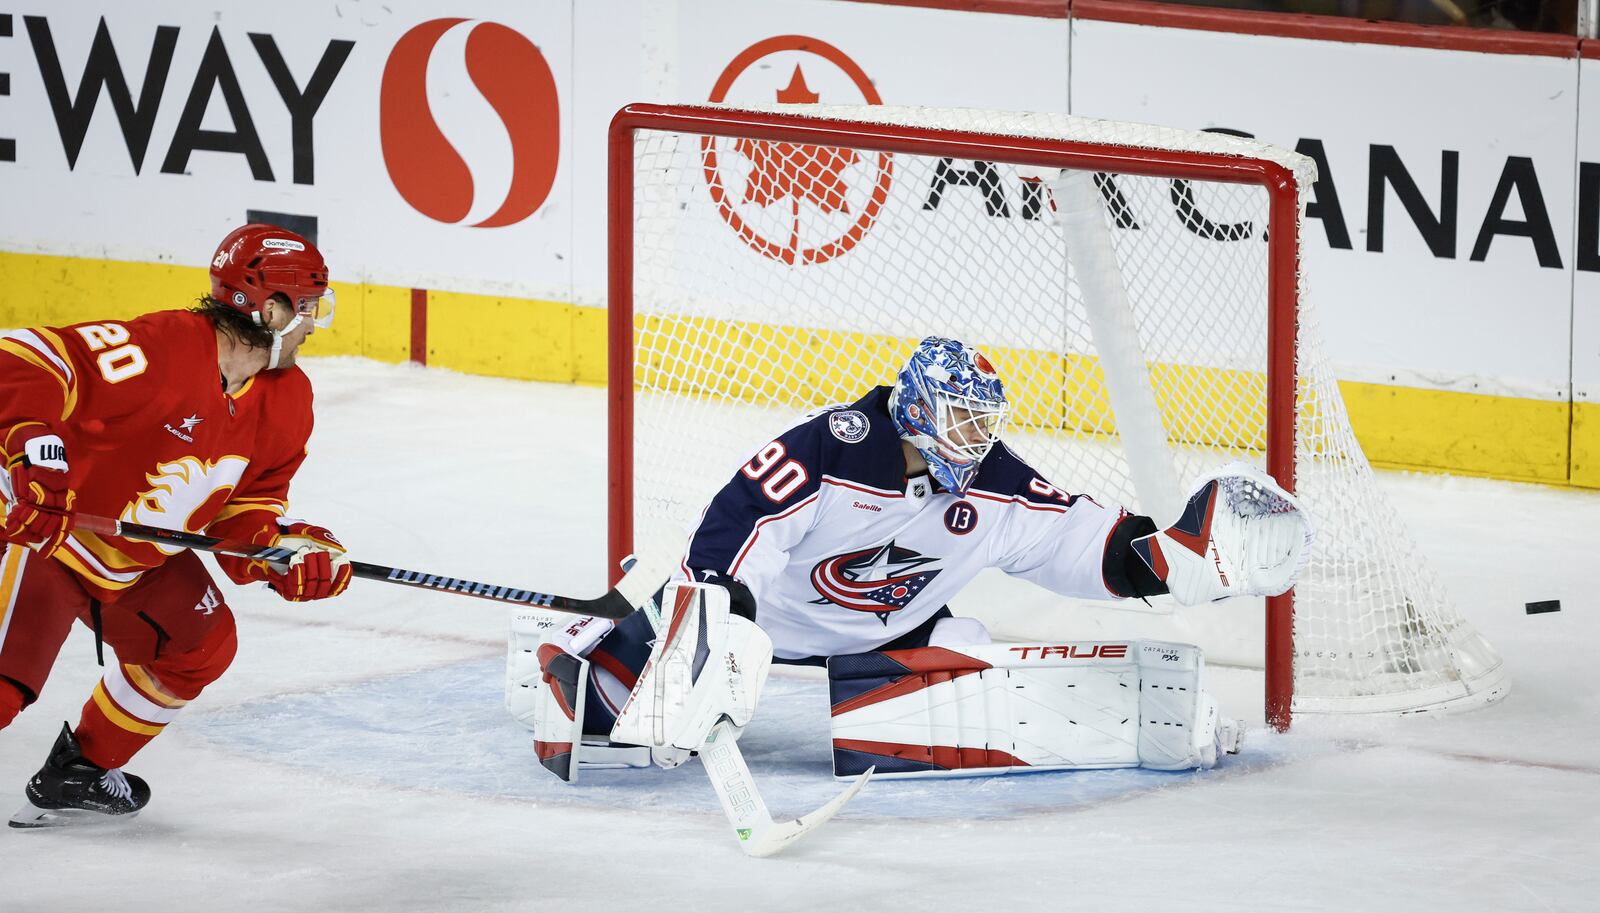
609;581;773;760
530;646;589;782
506;609;561;731
828;647;1022;779
1134;642;1219;771
827;641;1228;779
506;611;650;782
507;612;619;725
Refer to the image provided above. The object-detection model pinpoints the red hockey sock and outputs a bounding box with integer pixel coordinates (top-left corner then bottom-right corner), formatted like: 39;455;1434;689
76;623;236;769
0;677;25;730
75;662;185;769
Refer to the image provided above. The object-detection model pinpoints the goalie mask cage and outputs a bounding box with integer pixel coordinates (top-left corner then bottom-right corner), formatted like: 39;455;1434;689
607;103;1507;729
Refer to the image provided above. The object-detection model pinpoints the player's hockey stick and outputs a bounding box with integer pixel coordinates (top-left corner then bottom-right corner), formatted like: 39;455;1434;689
636;588;872;857
68;513;653;619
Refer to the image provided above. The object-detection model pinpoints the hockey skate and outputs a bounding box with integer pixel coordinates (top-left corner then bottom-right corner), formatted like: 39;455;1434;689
9;723;150;828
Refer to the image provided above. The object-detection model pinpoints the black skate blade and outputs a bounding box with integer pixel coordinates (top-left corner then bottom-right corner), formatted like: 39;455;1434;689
8;799;141;829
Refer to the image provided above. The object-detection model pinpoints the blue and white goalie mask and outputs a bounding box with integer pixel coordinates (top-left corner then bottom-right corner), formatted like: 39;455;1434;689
889;337;1009;495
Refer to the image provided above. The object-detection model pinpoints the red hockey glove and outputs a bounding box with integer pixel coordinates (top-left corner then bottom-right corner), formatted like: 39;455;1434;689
265;521;352;602
1;425;74;558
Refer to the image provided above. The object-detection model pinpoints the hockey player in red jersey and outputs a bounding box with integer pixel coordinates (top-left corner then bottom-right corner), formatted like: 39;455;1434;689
0;223;352;827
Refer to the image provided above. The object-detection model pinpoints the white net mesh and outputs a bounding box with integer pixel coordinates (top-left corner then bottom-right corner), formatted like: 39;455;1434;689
618;104;1507;716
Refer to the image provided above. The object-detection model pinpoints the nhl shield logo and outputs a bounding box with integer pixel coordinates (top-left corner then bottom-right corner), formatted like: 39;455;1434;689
829;410;869;443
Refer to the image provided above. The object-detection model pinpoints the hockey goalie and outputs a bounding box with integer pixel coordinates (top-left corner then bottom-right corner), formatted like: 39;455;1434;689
508;336;1312;784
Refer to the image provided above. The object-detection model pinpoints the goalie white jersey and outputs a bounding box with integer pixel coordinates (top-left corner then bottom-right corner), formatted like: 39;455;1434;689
678;387;1139;661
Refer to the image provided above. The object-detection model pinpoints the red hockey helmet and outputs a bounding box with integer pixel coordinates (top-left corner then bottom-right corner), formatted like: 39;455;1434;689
209;224;334;328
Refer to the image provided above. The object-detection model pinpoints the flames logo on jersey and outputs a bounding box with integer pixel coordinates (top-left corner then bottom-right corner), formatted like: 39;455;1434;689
810;540;942;624
125;456;250;554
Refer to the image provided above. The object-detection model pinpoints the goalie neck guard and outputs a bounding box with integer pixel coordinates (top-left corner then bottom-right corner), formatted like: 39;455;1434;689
888;336;1009;495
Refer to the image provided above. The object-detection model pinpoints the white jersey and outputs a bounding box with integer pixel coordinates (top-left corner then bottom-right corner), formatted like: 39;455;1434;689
676;387;1137;660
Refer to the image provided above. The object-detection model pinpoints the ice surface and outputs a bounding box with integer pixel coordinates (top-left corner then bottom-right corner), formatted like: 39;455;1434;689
1;357;1595;912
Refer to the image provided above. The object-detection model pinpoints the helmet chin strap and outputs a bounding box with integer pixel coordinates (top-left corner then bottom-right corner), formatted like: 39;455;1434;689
266;313;305;370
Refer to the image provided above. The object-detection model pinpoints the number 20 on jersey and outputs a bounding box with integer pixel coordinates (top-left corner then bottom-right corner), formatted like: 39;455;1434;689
77;323;148;383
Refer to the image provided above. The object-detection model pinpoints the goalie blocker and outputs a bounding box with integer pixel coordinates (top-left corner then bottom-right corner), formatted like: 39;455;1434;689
609;581;773;761
827;639;1240;779
506;581;775;779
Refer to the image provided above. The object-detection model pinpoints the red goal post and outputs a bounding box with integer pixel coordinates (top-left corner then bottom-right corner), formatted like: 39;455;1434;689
606;102;1506;730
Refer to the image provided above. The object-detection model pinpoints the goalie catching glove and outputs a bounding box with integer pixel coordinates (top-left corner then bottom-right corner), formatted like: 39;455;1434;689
1134;462;1313;605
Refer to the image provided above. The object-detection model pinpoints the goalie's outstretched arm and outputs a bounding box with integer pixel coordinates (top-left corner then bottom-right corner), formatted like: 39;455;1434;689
987;458;1309;608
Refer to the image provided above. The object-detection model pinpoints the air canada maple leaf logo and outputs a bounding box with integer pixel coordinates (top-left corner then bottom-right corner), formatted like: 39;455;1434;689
703;36;893;265
734;67;858;216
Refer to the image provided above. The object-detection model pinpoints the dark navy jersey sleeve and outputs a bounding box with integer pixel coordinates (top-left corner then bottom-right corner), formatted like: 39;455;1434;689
684;418;826;577
684;387;904;581
970;442;1094;509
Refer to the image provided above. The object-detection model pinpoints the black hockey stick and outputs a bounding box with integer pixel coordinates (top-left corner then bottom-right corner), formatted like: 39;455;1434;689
69;513;648;619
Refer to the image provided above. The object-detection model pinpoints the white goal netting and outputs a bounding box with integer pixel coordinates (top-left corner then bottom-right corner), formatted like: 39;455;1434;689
615;104;1507;718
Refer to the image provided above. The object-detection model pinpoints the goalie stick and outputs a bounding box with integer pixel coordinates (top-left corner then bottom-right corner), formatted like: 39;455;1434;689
635;578;872;858
68;513;655;619
700;719;872;858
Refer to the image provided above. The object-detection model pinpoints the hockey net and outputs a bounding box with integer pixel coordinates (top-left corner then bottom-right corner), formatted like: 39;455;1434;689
608;103;1507;726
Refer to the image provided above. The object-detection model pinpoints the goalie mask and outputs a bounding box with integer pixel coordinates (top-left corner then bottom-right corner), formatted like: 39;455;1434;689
889;336;1009;495
210;223;336;367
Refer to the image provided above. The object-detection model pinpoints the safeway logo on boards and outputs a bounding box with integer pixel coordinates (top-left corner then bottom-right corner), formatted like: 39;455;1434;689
379;18;559;228
702;35;892;266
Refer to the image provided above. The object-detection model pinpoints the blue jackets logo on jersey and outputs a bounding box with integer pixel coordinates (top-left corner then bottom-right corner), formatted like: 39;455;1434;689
809;540;942;624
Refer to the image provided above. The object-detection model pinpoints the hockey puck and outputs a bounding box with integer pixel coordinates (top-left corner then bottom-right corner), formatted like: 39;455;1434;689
1524;600;1561;615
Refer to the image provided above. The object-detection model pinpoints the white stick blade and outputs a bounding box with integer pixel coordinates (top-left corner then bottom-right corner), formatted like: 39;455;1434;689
741;766;874;859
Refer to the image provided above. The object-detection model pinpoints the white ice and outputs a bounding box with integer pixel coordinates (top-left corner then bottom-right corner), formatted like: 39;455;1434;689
1;356;1596;912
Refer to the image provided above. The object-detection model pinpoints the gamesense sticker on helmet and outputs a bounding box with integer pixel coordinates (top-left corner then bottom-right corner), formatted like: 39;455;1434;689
210;224;329;320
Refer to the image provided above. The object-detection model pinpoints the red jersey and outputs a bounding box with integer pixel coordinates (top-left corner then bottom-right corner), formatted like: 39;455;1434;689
0;309;314;600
